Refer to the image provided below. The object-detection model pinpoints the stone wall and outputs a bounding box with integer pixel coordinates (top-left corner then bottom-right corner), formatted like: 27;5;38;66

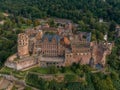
5;54;17;69
5;61;16;69
65;52;91;66
16;58;38;70
5;54;38;70
39;57;64;67
18;33;29;58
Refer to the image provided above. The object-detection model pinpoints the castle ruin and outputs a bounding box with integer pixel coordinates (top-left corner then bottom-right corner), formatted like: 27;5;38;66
5;19;113;70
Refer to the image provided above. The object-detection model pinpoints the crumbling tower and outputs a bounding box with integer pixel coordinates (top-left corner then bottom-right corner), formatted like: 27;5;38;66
18;33;29;58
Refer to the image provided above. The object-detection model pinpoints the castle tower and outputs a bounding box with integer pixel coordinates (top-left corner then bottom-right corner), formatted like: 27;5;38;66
35;30;43;40
18;33;29;58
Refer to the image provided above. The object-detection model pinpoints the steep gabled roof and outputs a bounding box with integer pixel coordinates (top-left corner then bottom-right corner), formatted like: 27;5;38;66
42;34;61;43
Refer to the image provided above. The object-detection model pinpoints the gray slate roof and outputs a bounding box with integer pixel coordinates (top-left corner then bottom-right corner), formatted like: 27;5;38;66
42;34;61;43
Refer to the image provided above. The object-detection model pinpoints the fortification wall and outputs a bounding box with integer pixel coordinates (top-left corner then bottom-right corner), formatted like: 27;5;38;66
5;53;38;70
5;54;17;69
7;54;17;62
18;33;29;58
16;59;38;70
5;61;16;69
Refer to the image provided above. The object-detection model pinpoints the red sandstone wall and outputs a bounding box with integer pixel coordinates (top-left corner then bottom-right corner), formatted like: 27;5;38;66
18;33;29;58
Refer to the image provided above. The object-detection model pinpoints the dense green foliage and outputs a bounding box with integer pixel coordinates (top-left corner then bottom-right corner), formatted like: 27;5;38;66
26;73;47;90
0;13;33;67
0;0;120;89
0;0;120;24
26;63;119;90
0;0;119;41
107;38;120;90
0;0;119;65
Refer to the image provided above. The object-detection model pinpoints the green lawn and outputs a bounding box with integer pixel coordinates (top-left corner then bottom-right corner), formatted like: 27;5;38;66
0;67;27;80
20;24;33;30
28;67;48;74
0;66;13;75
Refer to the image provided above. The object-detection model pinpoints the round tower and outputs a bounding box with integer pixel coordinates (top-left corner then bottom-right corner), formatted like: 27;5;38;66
18;33;29;58
35;30;43;40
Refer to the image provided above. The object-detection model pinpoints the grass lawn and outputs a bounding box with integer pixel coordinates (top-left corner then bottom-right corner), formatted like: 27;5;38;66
28;66;75;75
0;66;75;75
0;67;27;80
21;24;33;30
0;66;13;75
28;67;48;74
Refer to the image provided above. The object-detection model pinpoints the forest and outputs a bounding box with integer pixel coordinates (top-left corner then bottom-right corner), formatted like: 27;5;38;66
0;0;120;23
0;0;120;90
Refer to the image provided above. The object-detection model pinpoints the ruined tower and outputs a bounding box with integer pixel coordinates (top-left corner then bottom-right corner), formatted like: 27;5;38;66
18;33;29;58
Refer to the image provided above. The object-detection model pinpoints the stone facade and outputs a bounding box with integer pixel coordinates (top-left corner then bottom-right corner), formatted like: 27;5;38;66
65;33;91;66
18;33;29;58
15;57;38;70
5;54;38;70
5;21;113;70
34;34;65;57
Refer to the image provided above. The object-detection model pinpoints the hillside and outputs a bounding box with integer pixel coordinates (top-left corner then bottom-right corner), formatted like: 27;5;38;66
0;0;120;90
0;0;120;23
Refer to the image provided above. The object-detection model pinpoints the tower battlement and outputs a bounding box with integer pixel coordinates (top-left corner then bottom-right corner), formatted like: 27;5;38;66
18;33;29;58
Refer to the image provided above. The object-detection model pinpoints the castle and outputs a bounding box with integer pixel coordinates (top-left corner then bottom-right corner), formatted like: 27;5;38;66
5;19;113;70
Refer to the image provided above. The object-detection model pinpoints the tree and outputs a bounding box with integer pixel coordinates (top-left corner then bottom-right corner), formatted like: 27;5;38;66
26;19;32;25
33;19;40;26
47;66;58;74
48;18;55;27
64;74;77;82
109;21;116;31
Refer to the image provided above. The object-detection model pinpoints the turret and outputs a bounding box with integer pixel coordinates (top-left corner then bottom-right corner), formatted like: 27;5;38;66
18;33;29;58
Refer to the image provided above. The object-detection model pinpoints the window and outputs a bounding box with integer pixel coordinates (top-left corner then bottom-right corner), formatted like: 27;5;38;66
81;53;83;55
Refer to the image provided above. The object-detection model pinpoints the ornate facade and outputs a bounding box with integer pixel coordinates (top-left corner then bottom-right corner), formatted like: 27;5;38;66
5;20;113;70
18;33;29;58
